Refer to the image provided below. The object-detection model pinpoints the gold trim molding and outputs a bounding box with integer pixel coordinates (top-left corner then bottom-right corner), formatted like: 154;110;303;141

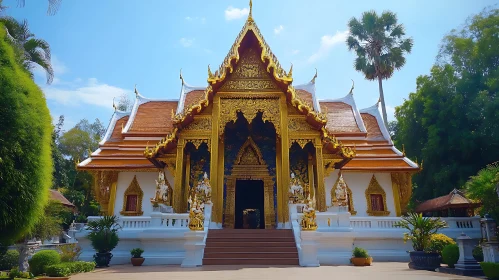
365;175;390;216
331;174;357;215
120;175;144;216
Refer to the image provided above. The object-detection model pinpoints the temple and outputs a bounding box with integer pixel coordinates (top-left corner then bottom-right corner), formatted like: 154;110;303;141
75;2;480;267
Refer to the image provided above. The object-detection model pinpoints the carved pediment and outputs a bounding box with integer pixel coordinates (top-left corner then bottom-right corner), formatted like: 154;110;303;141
235;137;265;166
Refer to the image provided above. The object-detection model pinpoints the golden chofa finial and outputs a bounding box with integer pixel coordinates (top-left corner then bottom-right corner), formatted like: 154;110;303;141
402;144;406;156
420;159;424;170
376;96;381;106
310;68;318;84
248;0;253;20
288;63;293;78
349;79;355;95
180;68;184;85
207;64;214;79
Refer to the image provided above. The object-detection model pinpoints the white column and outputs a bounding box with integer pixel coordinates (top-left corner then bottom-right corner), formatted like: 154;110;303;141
300;231;320;267
181;231;206;268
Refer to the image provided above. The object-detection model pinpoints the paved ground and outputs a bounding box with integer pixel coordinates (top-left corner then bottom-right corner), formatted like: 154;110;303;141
71;262;482;280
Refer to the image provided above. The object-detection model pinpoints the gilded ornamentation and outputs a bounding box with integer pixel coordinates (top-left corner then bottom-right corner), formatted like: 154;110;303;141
183;118;212;131
223;137;276;229
330;173;356;215
300;200;318;231
219;98;280;136
186;139;211;151
391;172;412;214
365;175;390;216
157;155;176;177
188;194;205;231
219;80;278;91
93;171;119;207
150;171;173;206
289;139;313;149
289;172;306;204
120;175;144;216
288;118;315;131
324;158;343;176
192;172;212;204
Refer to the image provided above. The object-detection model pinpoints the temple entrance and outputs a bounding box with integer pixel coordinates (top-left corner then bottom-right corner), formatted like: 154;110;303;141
235;180;265;229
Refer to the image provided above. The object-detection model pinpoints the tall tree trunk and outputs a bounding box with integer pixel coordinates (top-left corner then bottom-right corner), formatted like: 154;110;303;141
377;76;389;129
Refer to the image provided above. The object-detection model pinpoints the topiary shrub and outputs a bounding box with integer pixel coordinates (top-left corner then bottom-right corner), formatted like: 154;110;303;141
8;268;30;279
0;250;19;270
442;244;459;268
473;245;484;262
45;264;71;277
480;262;499;280
0;23;53;245
352;247;369;258
427;233;455;254
28;250;61;276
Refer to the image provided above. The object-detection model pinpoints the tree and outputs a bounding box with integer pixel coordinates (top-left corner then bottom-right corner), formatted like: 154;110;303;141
465;163;499;222
394;8;499;202
16;0;61;15
0;23;53;245
346;10;413;128
0;16;54;84
52;115;69;189
116;93;133;112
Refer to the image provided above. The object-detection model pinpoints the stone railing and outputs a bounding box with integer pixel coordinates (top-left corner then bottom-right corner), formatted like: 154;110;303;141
83;213;191;230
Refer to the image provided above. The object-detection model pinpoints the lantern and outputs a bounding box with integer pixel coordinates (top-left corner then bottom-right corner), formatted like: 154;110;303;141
480;214;497;242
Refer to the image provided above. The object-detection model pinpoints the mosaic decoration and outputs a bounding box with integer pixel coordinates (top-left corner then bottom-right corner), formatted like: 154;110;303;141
289;144;309;184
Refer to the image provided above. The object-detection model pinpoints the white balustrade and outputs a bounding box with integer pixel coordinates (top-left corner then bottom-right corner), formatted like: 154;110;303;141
443;216;480;229
121;217;152;229
160;213;190;228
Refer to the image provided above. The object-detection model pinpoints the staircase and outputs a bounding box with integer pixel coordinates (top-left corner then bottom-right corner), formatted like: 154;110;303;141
203;229;299;265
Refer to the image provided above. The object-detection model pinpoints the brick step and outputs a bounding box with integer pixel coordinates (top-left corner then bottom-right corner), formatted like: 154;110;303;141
207;233;295;238
208;229;293;234
204;246;297;253
205;241;296;247
203;258;299;266
203;252;298;259
206;237;295;242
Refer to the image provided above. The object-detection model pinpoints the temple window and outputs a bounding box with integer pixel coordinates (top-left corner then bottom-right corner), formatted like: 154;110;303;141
120;175;144;216
365;175;390;216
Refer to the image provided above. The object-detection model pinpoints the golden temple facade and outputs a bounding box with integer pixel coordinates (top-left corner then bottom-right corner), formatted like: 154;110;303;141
78;6;419;228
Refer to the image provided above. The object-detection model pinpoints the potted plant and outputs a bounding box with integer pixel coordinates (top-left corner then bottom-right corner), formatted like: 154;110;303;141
350;247;372;266
394;212;447;271
130;248;145;266
86;215;121;267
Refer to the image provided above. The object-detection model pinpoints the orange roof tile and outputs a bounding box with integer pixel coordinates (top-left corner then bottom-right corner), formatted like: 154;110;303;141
415;189;479;212
109;116;129;142
129;101;178;133
296;89;314;108
342;158;413;171
361;113;385;141
50;190;75;208
321;102;361;133
183;90;205;111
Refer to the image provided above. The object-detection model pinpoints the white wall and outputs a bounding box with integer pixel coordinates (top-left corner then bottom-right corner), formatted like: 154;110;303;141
325;171;397;217
114;169;174;217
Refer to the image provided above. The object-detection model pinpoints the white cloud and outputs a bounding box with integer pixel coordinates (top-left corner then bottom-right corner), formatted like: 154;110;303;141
42;78;132;109
274;25;284;35
225;6;249;20
179;37;195;47
308;30;349;63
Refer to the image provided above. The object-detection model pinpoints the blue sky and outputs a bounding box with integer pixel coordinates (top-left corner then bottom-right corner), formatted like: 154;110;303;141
4;0;495;130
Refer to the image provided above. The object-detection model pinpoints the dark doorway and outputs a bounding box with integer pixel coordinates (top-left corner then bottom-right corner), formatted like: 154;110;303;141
235;180;265;229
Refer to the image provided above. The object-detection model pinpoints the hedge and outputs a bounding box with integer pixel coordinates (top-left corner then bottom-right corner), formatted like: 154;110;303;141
28;250;61;276
45;261;95;277
0;250;18;271
0;23;53;244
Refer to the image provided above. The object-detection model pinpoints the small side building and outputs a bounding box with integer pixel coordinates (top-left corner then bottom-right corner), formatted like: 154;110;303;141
415;189;480;217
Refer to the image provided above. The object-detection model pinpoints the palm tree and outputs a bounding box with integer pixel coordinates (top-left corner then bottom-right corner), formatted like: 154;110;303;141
17;0;62;15
0;16;54;84
346;10;413;128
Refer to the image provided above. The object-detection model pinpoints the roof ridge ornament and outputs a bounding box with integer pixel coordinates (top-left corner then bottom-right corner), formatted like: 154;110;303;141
349;79;354;95
248;0;253;22
376;97;381;106
288;63;293;79
310;68;318;84
180;69;184;85
134;84;139;98
112;97;117;112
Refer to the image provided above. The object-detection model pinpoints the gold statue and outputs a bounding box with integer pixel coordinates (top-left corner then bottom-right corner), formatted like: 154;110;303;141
288;173;305;204
188;194;204;231
333;173;348;208
300;199;318;231
150;171;172;206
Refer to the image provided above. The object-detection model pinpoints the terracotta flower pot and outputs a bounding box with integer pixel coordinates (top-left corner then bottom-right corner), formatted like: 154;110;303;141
131;257;145;266
37;277;70;280
351;257;373;266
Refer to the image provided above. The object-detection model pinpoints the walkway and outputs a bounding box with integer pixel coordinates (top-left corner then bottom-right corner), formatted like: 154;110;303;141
71;262;481;280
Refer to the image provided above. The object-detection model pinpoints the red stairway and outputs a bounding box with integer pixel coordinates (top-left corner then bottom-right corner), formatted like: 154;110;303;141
203;229;299;265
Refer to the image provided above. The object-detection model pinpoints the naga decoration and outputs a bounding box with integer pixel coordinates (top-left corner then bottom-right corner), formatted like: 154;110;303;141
188;194;205;231
300;199;318;231
288;173;305;204
150;171;172;206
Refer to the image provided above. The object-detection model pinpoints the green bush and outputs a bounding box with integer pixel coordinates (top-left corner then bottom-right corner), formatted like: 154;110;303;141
8;268;30;279
480;262;499;280
352;247;369;258
0;250;19;270
130;248;144;258
0;23;53;244
45;261;95;277
473;245;484;262
442;244;459;268
58;244;82;262
28;250;61;276
86;216;120;253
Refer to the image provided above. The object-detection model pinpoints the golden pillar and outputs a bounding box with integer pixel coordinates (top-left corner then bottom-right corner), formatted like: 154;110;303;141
278;96;290;224
209;95;222;224
314;139;326;212
307;154;315;205
173;139;185;213
182;152;191;213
